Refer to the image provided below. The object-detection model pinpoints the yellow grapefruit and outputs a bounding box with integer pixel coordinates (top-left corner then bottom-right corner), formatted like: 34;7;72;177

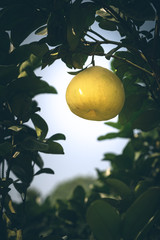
66;66;125;121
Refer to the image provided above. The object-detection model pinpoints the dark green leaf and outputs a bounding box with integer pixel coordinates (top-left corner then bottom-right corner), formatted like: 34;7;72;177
59;209;77;222
0;31;10;63
14;182;28;194
99;19;117;31
71;52;88;69
69;2;96;35
32;152;44;169
104;121;122;129
133;109;160;131
105;178;132;199
123;141;134;162
87;199;121;240
0;65;18;85
31;113;48;140
72;185;85;204
121;0;155;21
98;123;133;140
103;153;117;161
67;24;80;51
47;12;67;46
11;153;33;183
40;140;64;154
21;137;48;152
9;93;35;122
0;4;47;46
0;142;13;157
8;74;57;98
0;85;7;100
34;168;54;176
123;187;160;240
48;133;66;141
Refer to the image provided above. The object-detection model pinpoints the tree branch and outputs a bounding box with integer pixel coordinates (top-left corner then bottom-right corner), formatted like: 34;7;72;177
88;28;121;46
110;54;154;77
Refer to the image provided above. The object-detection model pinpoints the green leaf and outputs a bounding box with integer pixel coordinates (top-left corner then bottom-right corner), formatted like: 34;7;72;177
123;141;134;162
32;152;44;169
31;113;48;140
0;85;7;100
122;187;160;240
105;178;132;199
72;185;85;204
0;65;18;85
69;2;96;35
111;51;146;81
8;74;57;98
35;25;48;35
14;182;28;194
9;93;36;122
0;31;10;63
133;109;160;131
0;142;13;157
34;168;54;176
98;123;133;140
48;133;66;141
99;19;117;31
58;209;78;223
40;140;64;154
8;126;23;132
0;4;47;46
11;153;34;184
28;42;49;59
103;153;116;161
21;137;48;152
119;91;147;125
87;199;121;240
47;12;67;46
104;121;122;129
122;0;155;21
10;42;49;65
67;24;80;51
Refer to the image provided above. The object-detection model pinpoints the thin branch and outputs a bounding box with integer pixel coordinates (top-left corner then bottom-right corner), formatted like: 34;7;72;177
88;28;121;46
110;54;154;77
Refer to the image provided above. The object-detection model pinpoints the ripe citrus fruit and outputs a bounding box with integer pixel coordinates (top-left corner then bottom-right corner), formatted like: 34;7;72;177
66;66;125;121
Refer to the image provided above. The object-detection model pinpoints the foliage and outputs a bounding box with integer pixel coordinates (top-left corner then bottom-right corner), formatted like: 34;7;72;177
48;176;95;205
0;0;160;239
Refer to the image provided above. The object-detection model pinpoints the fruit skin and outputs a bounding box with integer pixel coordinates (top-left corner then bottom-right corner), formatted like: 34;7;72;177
66;66;125;121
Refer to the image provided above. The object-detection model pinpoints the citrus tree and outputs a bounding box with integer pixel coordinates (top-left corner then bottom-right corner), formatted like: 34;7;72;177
0;0;160;239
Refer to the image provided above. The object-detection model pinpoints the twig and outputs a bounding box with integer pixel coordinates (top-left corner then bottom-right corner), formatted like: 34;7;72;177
88;28;121;46
110;54;154;77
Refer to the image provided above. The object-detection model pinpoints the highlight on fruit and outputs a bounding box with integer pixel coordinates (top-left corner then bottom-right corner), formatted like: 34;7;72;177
66;66;125;121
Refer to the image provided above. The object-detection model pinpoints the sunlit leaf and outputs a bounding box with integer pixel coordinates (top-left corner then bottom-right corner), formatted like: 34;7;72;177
8;126;23;132
35;25;48;35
